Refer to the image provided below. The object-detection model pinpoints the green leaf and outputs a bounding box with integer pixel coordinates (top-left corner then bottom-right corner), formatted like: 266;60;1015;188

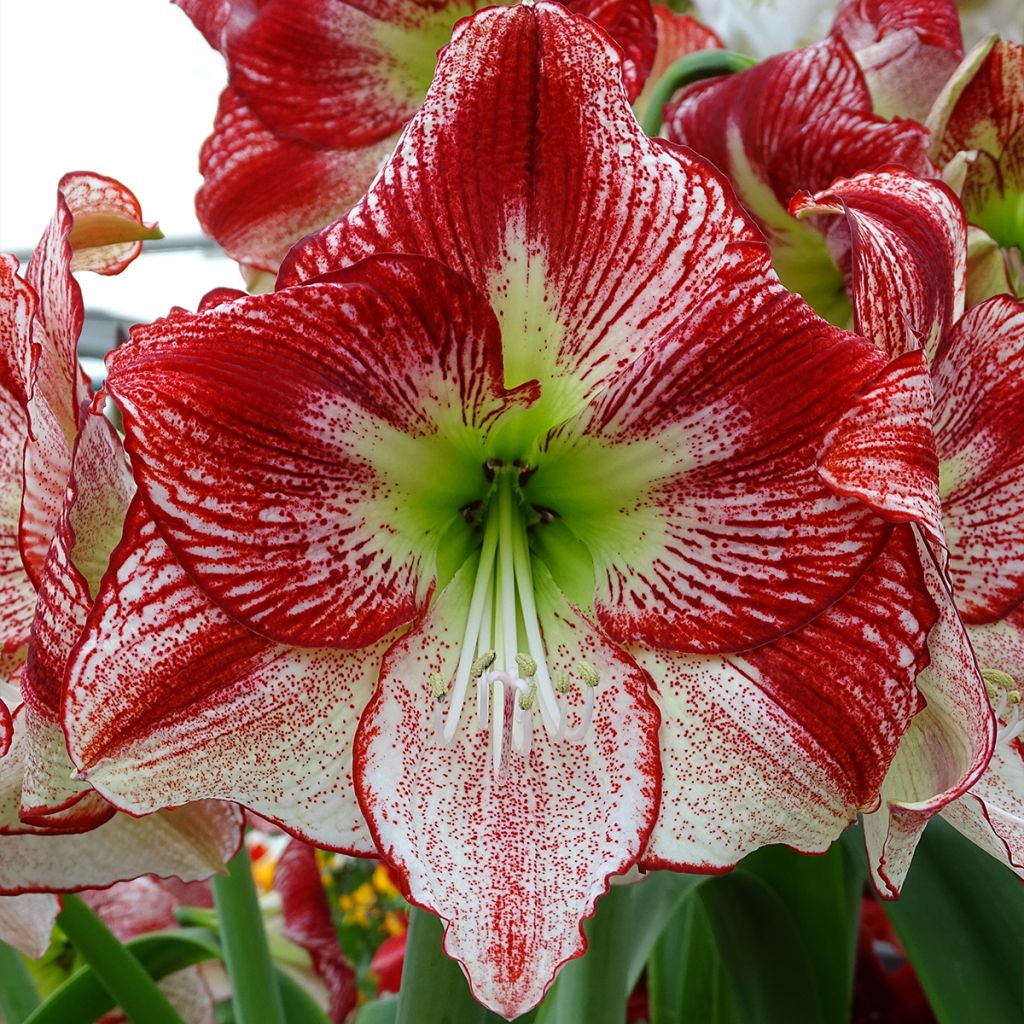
739;843;862;1022
698;872;825;1024
23;929;220;1024
881;818;1024;1024
273;967;333;1024
356;994;399;1024
0;940;40;1022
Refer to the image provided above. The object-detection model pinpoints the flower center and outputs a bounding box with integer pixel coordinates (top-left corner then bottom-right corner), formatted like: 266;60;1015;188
431;463;600;772
983;668;1024;750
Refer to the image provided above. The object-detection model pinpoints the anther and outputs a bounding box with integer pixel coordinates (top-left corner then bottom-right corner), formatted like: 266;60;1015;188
579;661;600;688
554;671;572;694
471;651;496;678
483;457;503;481
982;668;1017;700
518;681;538;711
459;501;482;525
430;672;449;702
515;652;537;679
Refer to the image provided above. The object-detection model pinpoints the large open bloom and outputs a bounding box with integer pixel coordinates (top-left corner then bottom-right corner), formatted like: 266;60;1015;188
0;174;242;952
67;5;935;1014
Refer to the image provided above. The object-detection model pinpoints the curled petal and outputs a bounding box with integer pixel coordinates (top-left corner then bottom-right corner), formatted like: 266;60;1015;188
791;168;967;362
107;255;530;648
933;296;1024;623
66;498;378;854
355;561;660;1017
641;524;932;870
862;534;994;897
198;89;397;272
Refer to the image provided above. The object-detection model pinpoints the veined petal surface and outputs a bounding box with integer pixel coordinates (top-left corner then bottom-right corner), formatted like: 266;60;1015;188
354;561;660;1017
641;524;931;869
66;498;379;854
0;893;59;957
106;255;531;649
280;1;754;405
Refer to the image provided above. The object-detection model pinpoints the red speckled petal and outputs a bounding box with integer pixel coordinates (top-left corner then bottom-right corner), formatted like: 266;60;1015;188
831;0;963;121
791;168;967;362
818;350;944;548
354;562;660;1017
280;2;755;402
664;39;932;243
641;525;931;870
862;534;994;897
66;498;379;854
933;296;1024;623
18;412;133;826
106;255;530;649
274;841;358;1022
198;89;397;272
569;0;657;102
533;245;894;654
0;893;59;957
173;0;239;51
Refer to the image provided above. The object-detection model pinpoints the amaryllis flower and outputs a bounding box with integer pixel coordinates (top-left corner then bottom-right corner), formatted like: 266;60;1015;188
176;0;659;273
927;36;1024;299
794;167;1021;890
0;174;242;943
67;5;934;1015
663;33;932;324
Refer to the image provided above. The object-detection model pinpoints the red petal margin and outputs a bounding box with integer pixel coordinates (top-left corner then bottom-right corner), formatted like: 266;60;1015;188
65;497;379;855
0;893;59;957
862;534;994;898
354;563;660;1018
818;350;944;550
541;244;895;654
106;255;531;649
197;89;398;273
790;168;967;362
663;38;932;242
641;524;932;870
568;0;658;102
274;841;358;1023
831;0;964;121
932;296;1024;623
279;2;755;402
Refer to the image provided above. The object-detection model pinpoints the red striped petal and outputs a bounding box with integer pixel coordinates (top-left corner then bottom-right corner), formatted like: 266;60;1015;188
354;562;660;1017
642;525;932;870
934;296;1024;623
790;168;967;362
66;498;379;854
569;0;657;102
106;255;529;648
197;89;397;272
279;2;755;401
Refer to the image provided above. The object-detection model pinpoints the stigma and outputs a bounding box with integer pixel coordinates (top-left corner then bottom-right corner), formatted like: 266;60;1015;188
428;463;601;774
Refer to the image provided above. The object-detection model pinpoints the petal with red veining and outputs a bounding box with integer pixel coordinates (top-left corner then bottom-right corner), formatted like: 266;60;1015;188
569;0;657;102
354;560;660;1017
641;524;931;870
279;2;754;403
66;498;379;854
106;254;532;649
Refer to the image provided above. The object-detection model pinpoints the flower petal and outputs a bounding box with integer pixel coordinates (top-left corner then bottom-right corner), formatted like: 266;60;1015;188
933;295;1024;623
354;561;660;1017
530;244;895;653
831;0;963;121
640;524;932;870
197;88;397;272
790;168;967;362
279;1;755;403
106;254;530;648
0;893;59;957
66;497;379;854
817;350;944;548
862;534;994;897
569;0;657;102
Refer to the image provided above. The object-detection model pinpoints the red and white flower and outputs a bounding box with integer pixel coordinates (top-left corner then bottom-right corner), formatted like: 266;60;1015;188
67;6;935;1015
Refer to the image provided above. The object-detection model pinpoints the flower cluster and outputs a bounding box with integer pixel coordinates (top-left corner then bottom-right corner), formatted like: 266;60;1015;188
1;0;1022;1019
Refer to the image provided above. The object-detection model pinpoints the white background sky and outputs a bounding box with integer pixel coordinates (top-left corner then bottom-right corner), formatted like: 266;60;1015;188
0;0;239;321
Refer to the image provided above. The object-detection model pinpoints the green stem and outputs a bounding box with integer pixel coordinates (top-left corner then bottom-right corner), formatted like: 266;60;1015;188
211;848;286;1024
640;50;758;137
0;939;40;1023
56;894;183;1024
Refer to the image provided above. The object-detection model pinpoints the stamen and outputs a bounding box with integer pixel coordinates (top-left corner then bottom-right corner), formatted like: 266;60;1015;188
430;673;449;701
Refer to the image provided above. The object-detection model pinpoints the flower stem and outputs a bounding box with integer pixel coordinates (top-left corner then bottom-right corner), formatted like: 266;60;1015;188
640;49;758;136
56;894;183;1024
0;940;40;1023
211;847;287;1024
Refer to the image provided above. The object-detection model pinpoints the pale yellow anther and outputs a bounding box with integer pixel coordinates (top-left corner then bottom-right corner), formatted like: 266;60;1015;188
430;672;449;701
471;651;496;679
518;681;538;711
554;671;572;694
515;652;538;679
579;661;600;688
982;668;1018;701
